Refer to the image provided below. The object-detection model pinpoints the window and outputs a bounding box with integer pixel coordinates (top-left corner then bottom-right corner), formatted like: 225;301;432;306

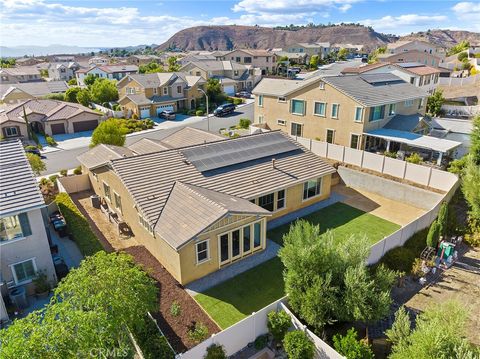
326;129;335;144
278;97;286;103
103;182;111;202
418;98;424;110
354;107;363;122
258;95;263;107
314;102;326;117
236;57;241;62
319;81;325;89
232;230;240;258
177;85;182;94
114;192;122;213
369;105;385;122
277;190;285;210
195;71;201;76
419;77;424;86
258;193;274;212
196;240;209;263
350;134;360;149
277;119;286;126
12;259;36;284
404;99;414;107
410;77;415;84
4;127;18;137
138;214;153;233
153;88;157;94
291;122;303;137
126;87;135;95
220;234;229;263
331;103;339;118
388;104;396;116
290;99;305;115
234;70;239;76
257;115;264;124
303;178;322;200
253;222;262;248
163;87;168;95
243;225;251;253
0;213;31;242
244;57;252;63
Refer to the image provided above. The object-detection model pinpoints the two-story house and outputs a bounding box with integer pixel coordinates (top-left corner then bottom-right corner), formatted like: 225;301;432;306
223;49;277;75
378;40;446;67
0;140;57;322
47;62;81;81
76;64;139;86
117;72;205;118
286;42;331;60
77;131;335;285
179;60;260;95
127;55;162;66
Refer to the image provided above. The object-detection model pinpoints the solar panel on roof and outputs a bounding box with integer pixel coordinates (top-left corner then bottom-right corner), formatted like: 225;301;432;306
181;132;299;172
360;73;404;84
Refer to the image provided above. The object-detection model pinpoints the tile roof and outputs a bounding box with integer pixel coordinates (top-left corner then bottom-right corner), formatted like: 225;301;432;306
159;127;223;148
341;62;390;74
96;64;139;73
155;181;270;249
0;81;69;100
128;138;170;155
0;66;41;76
181;60;248;72
252;77;319;97
77;144;135;170
0;140;45;216
397;63;441;75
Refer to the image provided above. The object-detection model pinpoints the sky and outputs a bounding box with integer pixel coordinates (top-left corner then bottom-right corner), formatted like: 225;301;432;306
1;0;479;47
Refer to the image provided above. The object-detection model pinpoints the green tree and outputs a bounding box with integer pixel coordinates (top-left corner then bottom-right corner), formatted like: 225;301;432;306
76;88;92;107
67;78;78;86
462;157;480;223
283;330;315;359
338;48;349;61
0;252;158;359
90;119;127;147
447;40;470;56
26;153;46;175
90;79;119;104
437;202;448;237
64;87;81;103
139;61;164;74
457;52;468;61
426;220;440;248
278;221;395;330
206;78;224;105
368;46;386;64
333;328;374;359
426;89;444;116
470;115;480;165
277;55;289;63
83;73;97;86
385;306;411;347
309;55;320;69
267;310;292;342
167;56;180;72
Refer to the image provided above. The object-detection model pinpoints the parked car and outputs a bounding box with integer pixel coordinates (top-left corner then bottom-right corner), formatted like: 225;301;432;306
158;110;176;120
213;103;236;117
235;91;251;99
52;255;69;281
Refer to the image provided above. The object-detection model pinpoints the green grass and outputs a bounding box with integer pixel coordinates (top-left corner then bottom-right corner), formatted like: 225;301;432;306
194;257;285;329
267;202;401;246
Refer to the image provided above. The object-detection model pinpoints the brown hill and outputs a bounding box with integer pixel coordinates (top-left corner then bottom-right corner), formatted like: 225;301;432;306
400;29;480;48
156;25;395;52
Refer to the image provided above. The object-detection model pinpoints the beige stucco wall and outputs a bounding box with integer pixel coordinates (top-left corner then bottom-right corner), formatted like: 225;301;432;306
1;120;27;139
379;51;442;67
226;50;276;74
1;91;34;104
0;208;57;295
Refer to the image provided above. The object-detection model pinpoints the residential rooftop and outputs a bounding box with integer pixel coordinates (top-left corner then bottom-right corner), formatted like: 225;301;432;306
0;81;69;100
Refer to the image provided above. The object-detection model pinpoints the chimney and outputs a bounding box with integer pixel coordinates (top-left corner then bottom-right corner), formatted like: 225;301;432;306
272;158;276;169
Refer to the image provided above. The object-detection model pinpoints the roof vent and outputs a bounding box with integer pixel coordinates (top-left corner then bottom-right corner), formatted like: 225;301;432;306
272;158;276;169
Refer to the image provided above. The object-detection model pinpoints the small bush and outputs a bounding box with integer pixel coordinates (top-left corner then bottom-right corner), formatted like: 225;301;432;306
132;113;139;120
48;174;59;184
380;229;428;272
254;334;268;350
46;135;57;147
170;301;181;317
384;151;397;158
333;328;374;359
55;192;103;256
426;220;440;248
188;110;196;115
59;169;68;177
283;330;315;359
267;310;292;342
233;98;243;105
204;344;227;359
73;166;82;175
406;153;422;164
196;109;204;116
187;322;208;344
239;118;251;129
39;177;51;186
24;145;37;151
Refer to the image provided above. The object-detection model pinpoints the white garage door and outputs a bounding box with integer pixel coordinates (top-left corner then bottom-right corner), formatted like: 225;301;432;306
140;107;150;119
156;104;174;115
223;85;235;95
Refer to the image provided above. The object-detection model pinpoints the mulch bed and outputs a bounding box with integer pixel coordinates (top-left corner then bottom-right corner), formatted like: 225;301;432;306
123;246;220;353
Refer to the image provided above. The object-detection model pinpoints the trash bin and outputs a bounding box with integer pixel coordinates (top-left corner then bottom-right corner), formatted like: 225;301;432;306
10;287;28;309
91;195;100;209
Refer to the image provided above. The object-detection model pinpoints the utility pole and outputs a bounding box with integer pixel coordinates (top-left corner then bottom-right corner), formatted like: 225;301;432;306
198;88;209;132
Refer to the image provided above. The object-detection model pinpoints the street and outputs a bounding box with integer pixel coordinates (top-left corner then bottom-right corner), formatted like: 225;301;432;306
41;103;254;175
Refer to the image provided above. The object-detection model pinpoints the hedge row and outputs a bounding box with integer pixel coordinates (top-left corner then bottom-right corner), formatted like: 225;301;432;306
55;192;104;256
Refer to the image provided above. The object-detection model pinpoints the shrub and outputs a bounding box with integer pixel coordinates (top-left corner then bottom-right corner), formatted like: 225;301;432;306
132;316;175;359
233;98;243;105
196;109;204;116
73;166;82;175
132;113;139;120
254;334;268;350
267;310;292;342
448;156;467;175
333;328;374;359
380;229;428;272
204;344;227;359
426;220;440;248
46;135;57;147
55;192;103;256
239;118;251;129
39;177;51;186
187;322;208;343
283;330;314;359
384;151;397;158
24;145;37;151
437;202;449;237
406;153;422;164
59;169;68;177
170;301;181;317
48;174;59;184
457;52;468;61
26;153;46;176
188;110;196;115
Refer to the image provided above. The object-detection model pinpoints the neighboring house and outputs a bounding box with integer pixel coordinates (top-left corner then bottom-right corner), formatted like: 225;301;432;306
0;99;102;138
127;55;162;66
76;64;139;86
273;51;309;65
180;60;260;95
77;131;335;285
88;56;109;66
177;54;217;66
47;62;81;81
0;67;43;84
0;140;57;322
117;72;205;118
286;42;331;60
16;57;45;66
0;81;69;104
428;117;473;158
332;43;365;54
223;49;277;75
53;55;75;62
378;40;445;67
342;62;441;94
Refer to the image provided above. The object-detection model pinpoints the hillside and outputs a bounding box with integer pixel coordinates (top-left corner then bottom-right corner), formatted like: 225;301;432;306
156;25;395;52
400;30;480;48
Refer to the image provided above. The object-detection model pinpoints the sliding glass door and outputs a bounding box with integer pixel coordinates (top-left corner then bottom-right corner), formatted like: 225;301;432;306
218;220;264;266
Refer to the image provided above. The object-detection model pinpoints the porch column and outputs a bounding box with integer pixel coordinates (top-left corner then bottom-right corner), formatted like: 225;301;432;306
386;140;391;152
437;152;443;166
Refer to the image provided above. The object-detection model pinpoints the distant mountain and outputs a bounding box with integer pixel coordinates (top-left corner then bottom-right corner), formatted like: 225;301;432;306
400;30;480;48
156;25;396;52
0;45;102;57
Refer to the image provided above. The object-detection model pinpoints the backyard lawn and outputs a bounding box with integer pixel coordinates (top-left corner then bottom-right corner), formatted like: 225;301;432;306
194;257;285;329
268;202;401;246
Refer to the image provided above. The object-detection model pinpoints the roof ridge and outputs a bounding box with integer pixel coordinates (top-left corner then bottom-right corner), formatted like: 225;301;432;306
178;182;228;212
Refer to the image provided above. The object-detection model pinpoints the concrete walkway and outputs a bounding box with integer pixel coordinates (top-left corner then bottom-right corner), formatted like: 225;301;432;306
185;239;281;296
49;226;84;268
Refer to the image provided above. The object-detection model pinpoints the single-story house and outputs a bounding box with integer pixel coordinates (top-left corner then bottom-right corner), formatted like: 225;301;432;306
0;81;69;104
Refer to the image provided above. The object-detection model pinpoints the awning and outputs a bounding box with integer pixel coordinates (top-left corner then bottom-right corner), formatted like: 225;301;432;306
366;128;461;153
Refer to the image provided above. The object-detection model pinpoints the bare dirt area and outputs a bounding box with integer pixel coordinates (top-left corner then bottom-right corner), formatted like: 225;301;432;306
439;82;480;101
123;246;220;353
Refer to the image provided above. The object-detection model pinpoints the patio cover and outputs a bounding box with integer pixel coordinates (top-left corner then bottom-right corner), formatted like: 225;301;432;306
366;128;461;153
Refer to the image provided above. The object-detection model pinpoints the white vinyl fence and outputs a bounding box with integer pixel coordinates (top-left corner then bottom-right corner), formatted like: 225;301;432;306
438;74;480;86
177;297;343;359
293;136;458;192
91;103;130;118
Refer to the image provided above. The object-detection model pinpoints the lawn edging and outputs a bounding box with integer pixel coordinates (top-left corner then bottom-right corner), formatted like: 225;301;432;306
55;192;104;256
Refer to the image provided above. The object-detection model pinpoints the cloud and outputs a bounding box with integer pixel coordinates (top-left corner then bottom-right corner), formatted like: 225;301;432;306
232;0;359;14
359;14;447;33
452;2;480;30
